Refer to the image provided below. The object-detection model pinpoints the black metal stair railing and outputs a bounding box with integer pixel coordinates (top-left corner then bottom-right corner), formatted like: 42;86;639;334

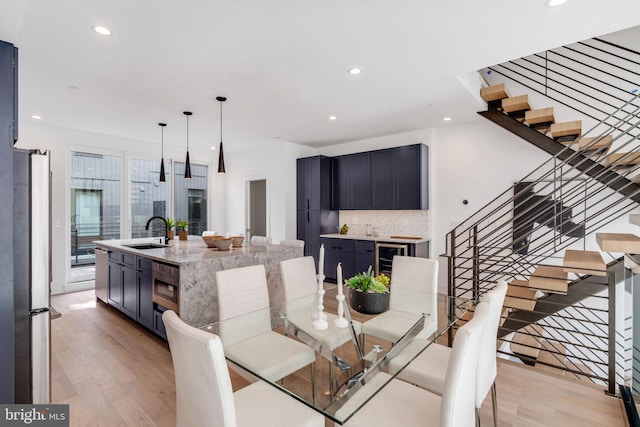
446;36;640;396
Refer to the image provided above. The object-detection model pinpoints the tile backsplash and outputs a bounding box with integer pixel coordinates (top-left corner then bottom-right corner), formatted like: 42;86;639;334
338;210;429;238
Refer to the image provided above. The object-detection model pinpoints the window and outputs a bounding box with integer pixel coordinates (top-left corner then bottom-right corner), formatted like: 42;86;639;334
130;159;172;238
174;162;208;235
70;151;121;270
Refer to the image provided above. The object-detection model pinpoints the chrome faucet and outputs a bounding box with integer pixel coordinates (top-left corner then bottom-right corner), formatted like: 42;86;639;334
145;216;169;244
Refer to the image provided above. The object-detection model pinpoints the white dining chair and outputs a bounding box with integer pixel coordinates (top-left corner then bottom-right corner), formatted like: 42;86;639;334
337;300;490;427
215;264;317;398
250;235;272;245
389;280;508;427
280;256;362;393
163;310;325;427
279;238;305;248
360;256;438;347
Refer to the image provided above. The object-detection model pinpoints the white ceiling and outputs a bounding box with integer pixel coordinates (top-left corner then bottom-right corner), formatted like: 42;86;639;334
2;0;640;153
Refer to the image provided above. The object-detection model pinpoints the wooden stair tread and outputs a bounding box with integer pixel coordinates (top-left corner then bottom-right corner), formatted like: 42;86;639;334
550;120;582;138
504;280;537;311
537;341;567;367
606;152;640;166
511;324;544;358
563;249;606;276
525;107;555;125
530;265;568;294
480;83;509;103
596;232;640;253
502;95;530;113
576;135;613;152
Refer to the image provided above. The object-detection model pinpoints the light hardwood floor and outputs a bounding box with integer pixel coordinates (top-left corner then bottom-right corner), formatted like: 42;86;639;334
51;289;626;427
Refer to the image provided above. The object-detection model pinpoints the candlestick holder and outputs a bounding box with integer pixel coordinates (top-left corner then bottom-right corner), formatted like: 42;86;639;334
333;294;348;328
312;273;328;321
312;288;328;330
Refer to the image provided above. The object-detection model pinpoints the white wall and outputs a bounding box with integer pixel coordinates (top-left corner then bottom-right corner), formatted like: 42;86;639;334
222;140;315;243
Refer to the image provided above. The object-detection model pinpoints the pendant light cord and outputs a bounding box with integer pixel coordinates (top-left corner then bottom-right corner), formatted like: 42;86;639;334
220;100;223;143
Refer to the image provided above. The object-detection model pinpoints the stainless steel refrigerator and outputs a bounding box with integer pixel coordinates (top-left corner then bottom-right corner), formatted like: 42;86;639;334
13;149;51;404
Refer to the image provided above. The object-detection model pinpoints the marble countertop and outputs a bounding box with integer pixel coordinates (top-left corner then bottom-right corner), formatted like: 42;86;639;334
319;233;430;244
94;236;291;265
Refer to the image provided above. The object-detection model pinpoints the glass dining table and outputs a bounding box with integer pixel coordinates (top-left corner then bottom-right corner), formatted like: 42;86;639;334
199;290;471;425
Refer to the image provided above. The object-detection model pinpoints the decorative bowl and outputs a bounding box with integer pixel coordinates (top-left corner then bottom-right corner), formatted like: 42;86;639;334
202;235;224;248
214;238;233;251
231;236;244;247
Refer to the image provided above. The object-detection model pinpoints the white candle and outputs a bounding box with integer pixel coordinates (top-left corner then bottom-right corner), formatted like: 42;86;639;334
318;244;325;290
337;262;343;296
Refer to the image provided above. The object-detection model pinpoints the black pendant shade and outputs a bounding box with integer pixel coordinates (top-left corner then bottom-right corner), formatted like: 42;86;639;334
183;111;192;179
217;141;225;174
216;96;227;174
158;122;166;183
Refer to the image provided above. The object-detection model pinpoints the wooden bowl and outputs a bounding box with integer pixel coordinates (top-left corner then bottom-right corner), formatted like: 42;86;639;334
202;235;223;248
231;236;244;247
214;238;233;251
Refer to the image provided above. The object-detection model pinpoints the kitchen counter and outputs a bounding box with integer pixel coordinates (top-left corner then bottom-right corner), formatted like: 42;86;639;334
319;233;430;244
94;237;302;326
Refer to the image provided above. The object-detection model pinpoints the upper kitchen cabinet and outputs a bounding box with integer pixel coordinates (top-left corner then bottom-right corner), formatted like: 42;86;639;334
0;40;17;145
333;144;428;210
396;144;428;210
332;152;372;210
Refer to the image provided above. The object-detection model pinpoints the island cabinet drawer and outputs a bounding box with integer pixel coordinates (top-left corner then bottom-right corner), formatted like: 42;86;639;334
138;256;152;274
108;249;124;263
122;252;137;268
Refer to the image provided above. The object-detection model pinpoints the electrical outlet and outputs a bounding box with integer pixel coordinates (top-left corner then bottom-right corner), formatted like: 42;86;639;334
353;218;359;225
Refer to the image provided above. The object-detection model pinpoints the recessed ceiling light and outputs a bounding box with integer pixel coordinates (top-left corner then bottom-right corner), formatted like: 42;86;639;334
347;68;361;75
546;0;567;7
68;85;79;90
443;117;452;122
32;115;42;120
210;146;216;150
329;116;337;120
93;26;112;36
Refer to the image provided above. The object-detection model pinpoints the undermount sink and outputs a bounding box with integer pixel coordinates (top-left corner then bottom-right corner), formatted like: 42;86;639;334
122;243;169;250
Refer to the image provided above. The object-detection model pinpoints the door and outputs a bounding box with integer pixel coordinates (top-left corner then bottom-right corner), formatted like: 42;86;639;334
246;179;267;240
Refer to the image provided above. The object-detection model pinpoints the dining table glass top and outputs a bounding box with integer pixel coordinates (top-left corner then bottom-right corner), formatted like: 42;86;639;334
199;290;471;425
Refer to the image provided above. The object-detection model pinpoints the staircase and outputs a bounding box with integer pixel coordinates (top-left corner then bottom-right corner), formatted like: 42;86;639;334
446;36;640;397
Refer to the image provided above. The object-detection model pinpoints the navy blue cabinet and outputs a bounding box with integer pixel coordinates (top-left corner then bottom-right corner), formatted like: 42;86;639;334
297;156;338;263
355;240;375;274
0;40;17;145
106;250;156;331
396;144;428;210
332;144;428;210
321;238;357;281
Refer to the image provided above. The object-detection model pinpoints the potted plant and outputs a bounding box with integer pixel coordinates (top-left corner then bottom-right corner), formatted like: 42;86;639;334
166;217;176;240
177;220;189;240
345;266;390;314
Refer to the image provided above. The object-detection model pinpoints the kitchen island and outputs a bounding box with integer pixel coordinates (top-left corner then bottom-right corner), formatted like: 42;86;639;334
94;237;302;331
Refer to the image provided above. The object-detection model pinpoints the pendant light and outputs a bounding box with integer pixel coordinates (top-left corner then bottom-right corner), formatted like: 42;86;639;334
216;96;226;174
158;122;167;183
183;111;192;179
